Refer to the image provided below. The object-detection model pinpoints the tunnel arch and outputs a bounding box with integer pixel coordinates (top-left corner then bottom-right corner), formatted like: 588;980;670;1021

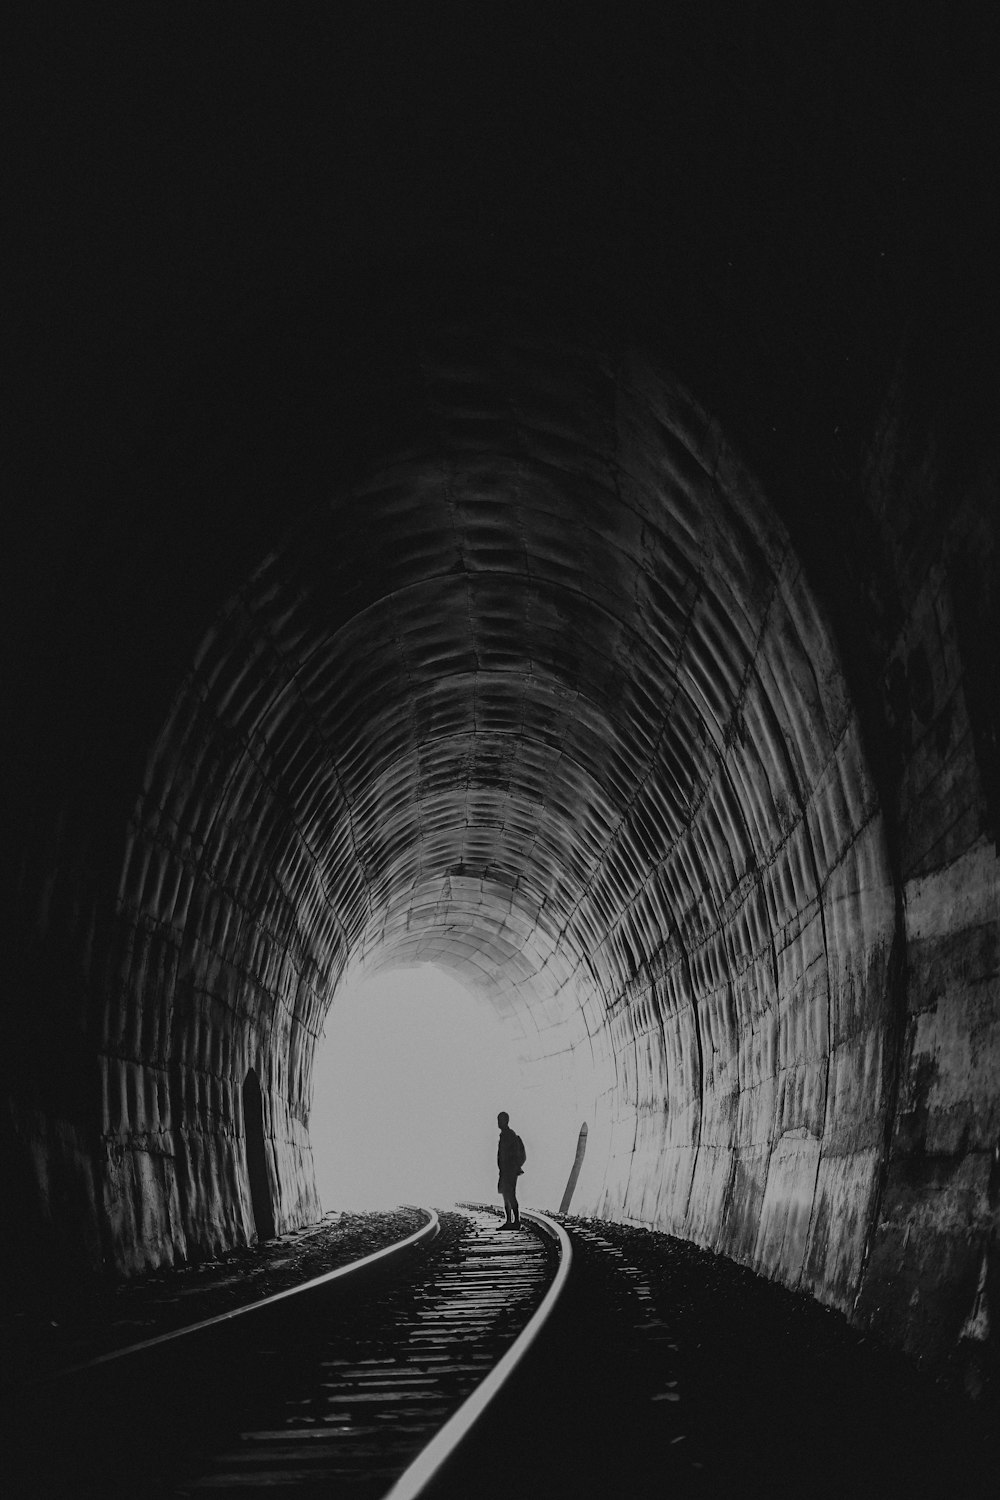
110;334;898;1313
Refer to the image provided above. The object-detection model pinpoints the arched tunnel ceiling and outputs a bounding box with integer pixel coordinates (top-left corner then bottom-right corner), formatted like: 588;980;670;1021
125;320;893;1296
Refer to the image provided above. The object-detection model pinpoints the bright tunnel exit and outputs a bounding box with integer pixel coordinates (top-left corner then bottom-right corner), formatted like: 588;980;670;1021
309;964;583;1212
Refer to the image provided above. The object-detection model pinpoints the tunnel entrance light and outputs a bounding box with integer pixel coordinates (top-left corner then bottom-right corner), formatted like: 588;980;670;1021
310;965;528;1211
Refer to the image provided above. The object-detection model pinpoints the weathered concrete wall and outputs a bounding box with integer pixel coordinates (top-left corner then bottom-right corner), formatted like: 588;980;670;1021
851;347;999;1363
105;624;336;1268
570;383;898;1320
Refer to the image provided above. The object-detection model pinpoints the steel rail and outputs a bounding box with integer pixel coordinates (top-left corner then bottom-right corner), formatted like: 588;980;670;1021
382;1208;572;1500
50;1206;440;1379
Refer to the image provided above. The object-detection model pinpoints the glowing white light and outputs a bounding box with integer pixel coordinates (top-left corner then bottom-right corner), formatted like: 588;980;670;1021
310;964;532;1210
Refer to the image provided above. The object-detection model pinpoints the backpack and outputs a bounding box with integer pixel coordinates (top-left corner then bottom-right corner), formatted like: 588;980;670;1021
514;1133;527;1170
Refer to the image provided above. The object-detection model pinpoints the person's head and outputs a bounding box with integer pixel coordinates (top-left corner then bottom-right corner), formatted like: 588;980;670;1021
497;1111;509;1129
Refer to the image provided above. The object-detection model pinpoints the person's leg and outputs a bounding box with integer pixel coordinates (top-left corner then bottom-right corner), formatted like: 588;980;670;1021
510;1181;520;1226
501;1179;515;1224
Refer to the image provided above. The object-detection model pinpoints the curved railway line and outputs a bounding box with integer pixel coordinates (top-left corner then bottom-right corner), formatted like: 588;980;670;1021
7;1207;994;1500
7;1208;570;1500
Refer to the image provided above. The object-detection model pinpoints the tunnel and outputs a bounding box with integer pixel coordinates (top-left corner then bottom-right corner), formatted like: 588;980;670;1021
5;5;997;1389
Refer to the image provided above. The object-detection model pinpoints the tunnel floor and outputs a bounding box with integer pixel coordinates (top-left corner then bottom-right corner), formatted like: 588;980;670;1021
6;1210;997;1498
554;1218;1000;1500
3;1208;427;1385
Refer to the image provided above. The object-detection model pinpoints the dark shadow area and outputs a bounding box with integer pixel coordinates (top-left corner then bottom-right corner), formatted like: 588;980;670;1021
426;1217;999;1500
242;1070;275;1244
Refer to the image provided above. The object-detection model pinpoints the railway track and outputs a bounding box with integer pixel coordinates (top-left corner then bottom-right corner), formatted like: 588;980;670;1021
6;1207;569;1499
10;1205;995;1500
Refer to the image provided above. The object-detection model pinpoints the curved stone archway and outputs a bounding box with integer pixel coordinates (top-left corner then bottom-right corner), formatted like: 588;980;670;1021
109;338;896;1318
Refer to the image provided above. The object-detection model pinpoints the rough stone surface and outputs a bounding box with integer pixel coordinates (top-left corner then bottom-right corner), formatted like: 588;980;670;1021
5;9;997;1385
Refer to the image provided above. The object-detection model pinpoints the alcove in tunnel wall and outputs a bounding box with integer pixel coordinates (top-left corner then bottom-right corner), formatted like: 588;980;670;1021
102;341;898;1323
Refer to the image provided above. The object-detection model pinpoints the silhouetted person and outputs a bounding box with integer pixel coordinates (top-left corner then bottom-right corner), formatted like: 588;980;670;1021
496;1111;526;1228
